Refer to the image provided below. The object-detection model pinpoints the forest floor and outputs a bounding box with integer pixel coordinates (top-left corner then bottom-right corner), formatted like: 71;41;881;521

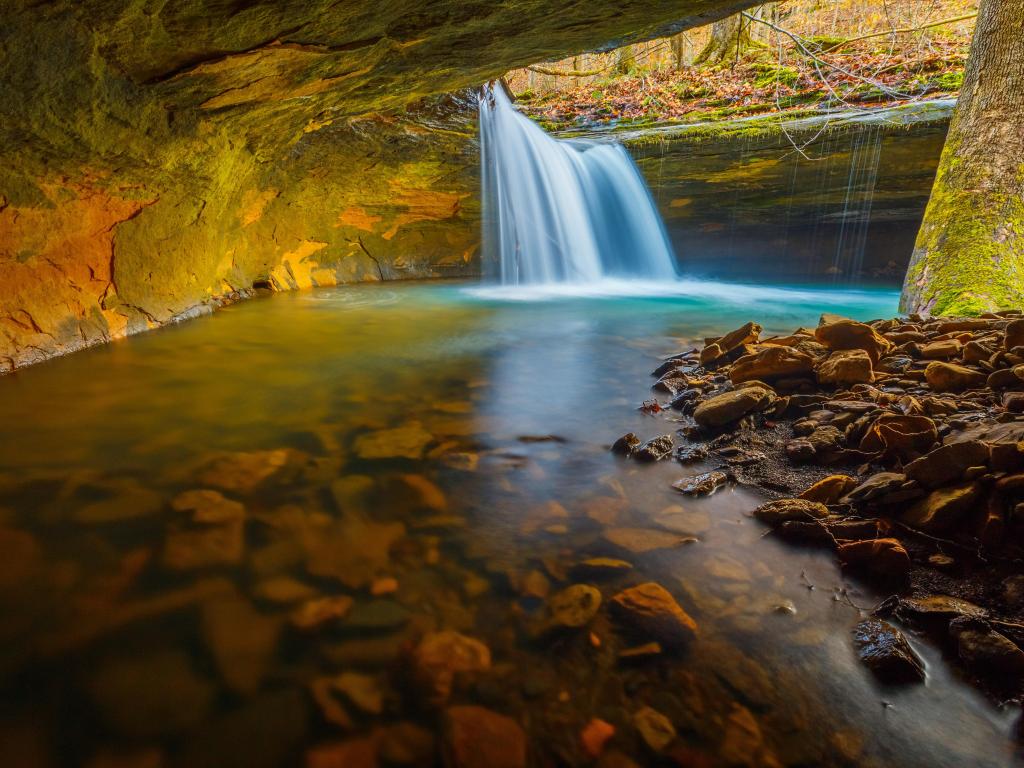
515;38;966;132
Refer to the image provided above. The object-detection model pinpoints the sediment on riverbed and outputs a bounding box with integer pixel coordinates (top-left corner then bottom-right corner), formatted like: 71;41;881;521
618;311;1024;699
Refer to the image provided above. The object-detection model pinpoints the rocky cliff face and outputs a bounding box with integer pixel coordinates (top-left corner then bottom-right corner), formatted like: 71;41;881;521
0;0;751;371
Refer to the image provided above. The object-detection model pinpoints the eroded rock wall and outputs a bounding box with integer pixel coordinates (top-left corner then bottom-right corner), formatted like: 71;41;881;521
1;0;752;371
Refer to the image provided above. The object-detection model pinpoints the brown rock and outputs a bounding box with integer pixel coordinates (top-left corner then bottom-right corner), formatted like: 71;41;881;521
753;498;828;525
701;322;761;366
379;722;435;766
816;349;874;385
841;472;908;503
412;631;491;706
798;475;857;504
609;582;697;647
305;516;405;589
307;738;379;768
858;414;937;457
632;706;676;752
951;617;1024;678
603;528;696;553
853;619;925;683
171;489;245;523
202;594;281;695
693;386;774;428
580;718;616;759
163;519;244;571
541;584;602;631
815;318;893;364
730;346;815;384
903;482;982;532
443;706;526;768
987;368;1023;389
904;440;989;489
837;538;910;580
197;450;290;493
924;361;986;393
919;339;962;359
290;595;354;631
1006;319;1024;351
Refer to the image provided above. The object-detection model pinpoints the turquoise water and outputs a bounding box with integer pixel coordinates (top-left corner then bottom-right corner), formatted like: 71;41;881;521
0;280;1019;767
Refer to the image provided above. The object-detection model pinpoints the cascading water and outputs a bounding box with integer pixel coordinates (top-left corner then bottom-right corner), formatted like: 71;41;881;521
479;84;679;286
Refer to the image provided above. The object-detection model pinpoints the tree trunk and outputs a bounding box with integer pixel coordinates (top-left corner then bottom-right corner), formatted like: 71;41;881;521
614;45;635;75
900;0;1024;316
693;14;752;67
670;33;688;70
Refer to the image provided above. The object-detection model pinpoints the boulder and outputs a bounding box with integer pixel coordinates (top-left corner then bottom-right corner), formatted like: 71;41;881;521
730;346;815;384
816;350;874;385
841;472;909;504
798;475;858;504
918;339;962;359
609;583;697;647
858;414;937;457
924;362;986;393
902;482;982;533
700;321;761;366
903;440;989;489
837;539;911;580
443;706;526;768
814;318;893;364
693;386;774;428
1005;318;1024;351
950;617;1024;678
610;433;641;456
853;619;925;683
753;498;829;525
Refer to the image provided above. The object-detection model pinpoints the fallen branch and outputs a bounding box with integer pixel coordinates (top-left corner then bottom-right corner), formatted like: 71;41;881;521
823;12;978;52
526;64;608;78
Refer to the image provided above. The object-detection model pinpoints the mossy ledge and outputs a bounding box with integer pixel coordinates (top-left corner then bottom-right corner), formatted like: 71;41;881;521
0;0;753;372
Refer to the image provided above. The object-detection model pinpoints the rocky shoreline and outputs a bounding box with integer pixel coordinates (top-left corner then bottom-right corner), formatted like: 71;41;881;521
617;312;1024;703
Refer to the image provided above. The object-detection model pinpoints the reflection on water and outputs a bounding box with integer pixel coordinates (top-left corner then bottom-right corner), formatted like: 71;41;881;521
0;280;1018;767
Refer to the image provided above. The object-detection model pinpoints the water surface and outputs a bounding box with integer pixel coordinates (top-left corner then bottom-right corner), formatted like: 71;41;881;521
0;280;1018;767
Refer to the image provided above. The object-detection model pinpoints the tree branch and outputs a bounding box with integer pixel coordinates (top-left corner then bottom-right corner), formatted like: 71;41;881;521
823;12;978;52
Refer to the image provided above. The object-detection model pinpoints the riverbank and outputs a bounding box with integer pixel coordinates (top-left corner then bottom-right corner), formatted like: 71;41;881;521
619;310;1024;704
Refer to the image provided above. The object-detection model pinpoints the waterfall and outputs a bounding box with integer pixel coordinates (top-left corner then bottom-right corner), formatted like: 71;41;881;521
479;84;679;286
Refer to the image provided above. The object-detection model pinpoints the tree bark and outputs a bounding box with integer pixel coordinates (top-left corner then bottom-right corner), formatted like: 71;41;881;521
693;14;753;67
900;0;1024;316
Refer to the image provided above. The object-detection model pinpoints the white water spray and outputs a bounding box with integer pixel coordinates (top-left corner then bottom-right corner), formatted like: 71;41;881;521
479;84;679;286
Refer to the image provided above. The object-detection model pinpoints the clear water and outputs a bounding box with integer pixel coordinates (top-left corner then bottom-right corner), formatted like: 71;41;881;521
0;280;1019;767
480;86;678;285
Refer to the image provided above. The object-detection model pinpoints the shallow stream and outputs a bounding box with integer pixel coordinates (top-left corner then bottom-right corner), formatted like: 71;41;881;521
0;279;1018;767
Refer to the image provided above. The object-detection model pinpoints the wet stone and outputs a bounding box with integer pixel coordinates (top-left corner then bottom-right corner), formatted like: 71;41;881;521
634;434;673;462
610;433;640;456
672;471;729;496
693;386;773;429
609;582;697;648
838;539;910;581
354;423;434;460
345;600;411;631
753;498;828;526
540;584;602;632
570;557;633;580
443;705;526;768
951;617;1024;678
603;527;696;554
412;631;491;706
202;594;282;695
633;706;676;753
853;619;925;684
171;489;244;523
379;722;436;765
290;595;354;631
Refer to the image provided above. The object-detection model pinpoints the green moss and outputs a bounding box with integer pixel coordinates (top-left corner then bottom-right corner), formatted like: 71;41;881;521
751;63;800;88
903;141;1024;316
928;71;964;92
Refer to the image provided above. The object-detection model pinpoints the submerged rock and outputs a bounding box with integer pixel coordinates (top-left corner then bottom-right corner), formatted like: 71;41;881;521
632;706;676;752
853;619;925;684
609;582;697;647
443;706;526;768
354;423;434;460
611;433;641;456
603;528;696;554
540;584;602;632
412;631;491;706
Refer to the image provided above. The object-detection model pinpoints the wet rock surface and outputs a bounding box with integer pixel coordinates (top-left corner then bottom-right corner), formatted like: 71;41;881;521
619;312;1024;703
